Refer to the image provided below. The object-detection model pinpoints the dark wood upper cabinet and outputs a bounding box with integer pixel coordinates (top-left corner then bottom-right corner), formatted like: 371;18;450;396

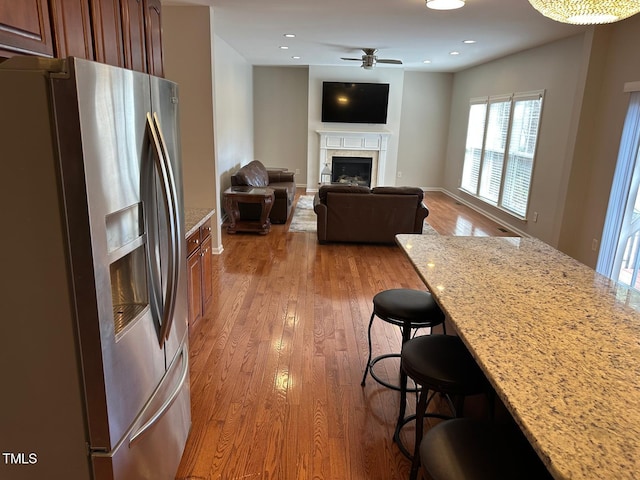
144;0;163;77
121;0;146;73
90;0;125;68
50;0;94;59
0;0;54;57
0;0;162;77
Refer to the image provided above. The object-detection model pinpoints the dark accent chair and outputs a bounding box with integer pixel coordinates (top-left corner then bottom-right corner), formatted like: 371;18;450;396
230;160;296;224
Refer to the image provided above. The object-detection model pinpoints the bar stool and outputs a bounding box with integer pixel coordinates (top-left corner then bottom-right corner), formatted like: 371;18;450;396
396;334;488;480
361;288;445;393
419;418;554;480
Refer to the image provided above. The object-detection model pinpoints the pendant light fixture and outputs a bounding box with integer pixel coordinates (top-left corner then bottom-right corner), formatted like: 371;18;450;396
528;0;640;25
426;0;465;10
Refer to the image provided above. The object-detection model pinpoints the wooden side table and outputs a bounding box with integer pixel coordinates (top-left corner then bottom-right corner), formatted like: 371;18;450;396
223;186;275;235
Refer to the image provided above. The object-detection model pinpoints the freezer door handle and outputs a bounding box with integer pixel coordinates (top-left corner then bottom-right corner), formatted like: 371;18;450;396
128;343;189;446
146;112;180;343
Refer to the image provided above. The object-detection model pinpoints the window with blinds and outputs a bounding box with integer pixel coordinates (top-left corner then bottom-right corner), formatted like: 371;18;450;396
460;91;544;218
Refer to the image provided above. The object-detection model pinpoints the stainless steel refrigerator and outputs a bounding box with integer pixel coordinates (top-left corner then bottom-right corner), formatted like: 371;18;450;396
0;56;191;479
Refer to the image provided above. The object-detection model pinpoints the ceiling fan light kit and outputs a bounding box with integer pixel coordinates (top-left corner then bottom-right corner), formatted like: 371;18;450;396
426;0;466;10
528;0;640;24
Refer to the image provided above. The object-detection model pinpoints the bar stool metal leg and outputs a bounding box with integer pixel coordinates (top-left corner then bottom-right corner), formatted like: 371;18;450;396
360;311;376;387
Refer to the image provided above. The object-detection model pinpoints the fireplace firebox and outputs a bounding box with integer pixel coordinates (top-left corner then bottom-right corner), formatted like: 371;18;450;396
331;156;373;187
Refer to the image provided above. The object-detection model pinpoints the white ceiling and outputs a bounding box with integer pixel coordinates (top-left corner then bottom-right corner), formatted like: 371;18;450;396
163;0;587;72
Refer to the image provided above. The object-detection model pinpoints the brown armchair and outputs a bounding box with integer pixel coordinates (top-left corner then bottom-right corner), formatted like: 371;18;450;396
230;160;296;223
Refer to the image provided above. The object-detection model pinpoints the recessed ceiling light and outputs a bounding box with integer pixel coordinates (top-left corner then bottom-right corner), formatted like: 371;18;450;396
450;51;460;55
463;39;476;44
284;33;296;38
423;60;432;64
426;0;465;10
279;46;289;50
292;56;301;60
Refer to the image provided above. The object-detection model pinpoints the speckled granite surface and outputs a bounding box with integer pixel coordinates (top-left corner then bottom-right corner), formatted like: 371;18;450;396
184;208;215;238
395;234;640;480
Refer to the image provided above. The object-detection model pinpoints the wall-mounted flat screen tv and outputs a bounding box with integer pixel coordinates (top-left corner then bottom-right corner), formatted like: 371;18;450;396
321;82;389;124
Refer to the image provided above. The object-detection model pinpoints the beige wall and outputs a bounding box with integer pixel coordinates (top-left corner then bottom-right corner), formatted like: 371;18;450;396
251;67;454;191
213;34;254;195
163;6;219;248
559;15;640;266
443;17;640;267
163;6;254;252
397;71;453;188
253;66;309;184
444;33;587;242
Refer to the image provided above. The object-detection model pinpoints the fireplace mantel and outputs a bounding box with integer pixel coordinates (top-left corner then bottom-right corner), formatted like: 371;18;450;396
317;130;391;187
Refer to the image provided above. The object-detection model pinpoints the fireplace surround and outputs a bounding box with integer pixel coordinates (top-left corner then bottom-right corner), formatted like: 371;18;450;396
317;130;391;187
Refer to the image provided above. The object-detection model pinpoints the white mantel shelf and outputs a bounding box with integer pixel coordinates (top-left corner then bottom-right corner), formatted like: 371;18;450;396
316;129;391;187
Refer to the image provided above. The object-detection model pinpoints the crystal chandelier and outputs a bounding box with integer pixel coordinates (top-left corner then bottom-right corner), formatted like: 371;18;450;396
528;0;640;25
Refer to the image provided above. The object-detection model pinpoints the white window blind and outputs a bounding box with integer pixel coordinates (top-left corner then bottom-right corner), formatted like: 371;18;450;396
480;98;511;203
460;91;544;219
461;101;486;193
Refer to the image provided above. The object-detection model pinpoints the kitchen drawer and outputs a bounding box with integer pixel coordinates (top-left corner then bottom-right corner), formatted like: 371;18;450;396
186;230;200;257
200;219;211;241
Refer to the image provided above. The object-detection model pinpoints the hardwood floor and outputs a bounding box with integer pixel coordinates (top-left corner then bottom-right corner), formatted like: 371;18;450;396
176;190;517;480
422;191;518;237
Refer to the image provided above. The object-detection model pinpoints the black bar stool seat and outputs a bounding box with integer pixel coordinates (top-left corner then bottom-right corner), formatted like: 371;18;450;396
397;334;489;479
420;418;553;480
361;288;445;391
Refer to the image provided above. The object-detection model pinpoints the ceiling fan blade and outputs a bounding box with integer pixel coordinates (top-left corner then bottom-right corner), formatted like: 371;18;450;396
377;59;403;64
341;57;363;61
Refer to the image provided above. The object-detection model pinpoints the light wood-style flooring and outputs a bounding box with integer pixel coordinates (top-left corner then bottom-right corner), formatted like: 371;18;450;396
176;190;517;480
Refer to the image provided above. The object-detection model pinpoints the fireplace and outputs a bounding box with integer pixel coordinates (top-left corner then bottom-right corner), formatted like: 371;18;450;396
331;156;373;186
316;130;391;188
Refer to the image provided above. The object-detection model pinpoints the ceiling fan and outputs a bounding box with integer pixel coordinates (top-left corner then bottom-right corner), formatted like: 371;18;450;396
341;48;403;69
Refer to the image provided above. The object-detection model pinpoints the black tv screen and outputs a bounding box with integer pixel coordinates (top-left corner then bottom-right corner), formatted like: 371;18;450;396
321;82;389;124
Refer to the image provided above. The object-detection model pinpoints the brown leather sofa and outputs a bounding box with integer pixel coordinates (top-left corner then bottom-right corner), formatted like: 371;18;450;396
230;160;296;224
313;185;429;244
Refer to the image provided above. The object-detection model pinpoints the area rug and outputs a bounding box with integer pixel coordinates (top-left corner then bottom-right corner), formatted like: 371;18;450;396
289;195;317;232
288;195;439;235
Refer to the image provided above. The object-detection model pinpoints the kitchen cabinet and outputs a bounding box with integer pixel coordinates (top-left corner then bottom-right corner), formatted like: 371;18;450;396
201;233;213;311
0;0;163;77
144;0;163;77
120;0;146;73
187;219;213;328
90;0;125;67
50;0;94;59
0;0;54;58
121;0;164;75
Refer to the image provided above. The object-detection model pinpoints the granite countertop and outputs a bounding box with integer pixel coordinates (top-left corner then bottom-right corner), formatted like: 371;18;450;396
395;234;640;480
184;208;215;238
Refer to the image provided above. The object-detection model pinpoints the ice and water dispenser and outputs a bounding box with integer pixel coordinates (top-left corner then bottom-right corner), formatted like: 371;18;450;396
106;203;150;338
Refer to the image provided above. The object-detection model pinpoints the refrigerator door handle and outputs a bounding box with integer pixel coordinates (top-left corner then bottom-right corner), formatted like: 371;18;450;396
146;112;178;343
128;344;189;446
152;112;181;340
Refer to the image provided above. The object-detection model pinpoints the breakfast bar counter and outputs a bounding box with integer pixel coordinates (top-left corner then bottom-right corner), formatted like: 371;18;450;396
395;234;640;480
